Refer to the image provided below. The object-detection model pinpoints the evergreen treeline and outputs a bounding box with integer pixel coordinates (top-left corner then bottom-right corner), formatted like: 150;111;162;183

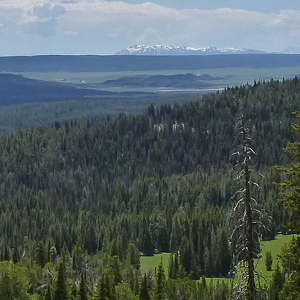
0;77;298;299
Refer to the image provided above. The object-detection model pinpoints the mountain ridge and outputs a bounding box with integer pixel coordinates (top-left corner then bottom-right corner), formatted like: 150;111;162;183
115;45;267;55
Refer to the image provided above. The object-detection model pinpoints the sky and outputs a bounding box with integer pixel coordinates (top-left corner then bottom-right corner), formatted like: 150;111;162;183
1;0;300;56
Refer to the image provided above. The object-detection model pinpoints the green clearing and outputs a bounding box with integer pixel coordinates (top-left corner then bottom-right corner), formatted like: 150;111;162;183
256;234;297;281
140;252;171;274
139;234;296;284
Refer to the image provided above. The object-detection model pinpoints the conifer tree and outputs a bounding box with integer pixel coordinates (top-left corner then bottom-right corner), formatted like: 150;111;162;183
3;246;10;261
216;229;231;277
139;273;150;300
168;253;174;279
275;111;300;299
151;261;166;300
141;227;154;256
269;264;284;300
12;247;20;264
275;111;300;234
229;111;267;300
97;273;115;300
0;272;13;300
54;260;69;300
78;272;88;300
127;243;140;270
36;241;47;268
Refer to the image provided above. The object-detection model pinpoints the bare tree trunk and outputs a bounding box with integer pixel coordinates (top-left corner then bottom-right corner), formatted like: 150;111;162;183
229;114;268;300
244;149;256;300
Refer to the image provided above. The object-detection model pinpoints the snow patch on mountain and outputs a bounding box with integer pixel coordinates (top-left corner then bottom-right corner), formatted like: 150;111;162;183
115;45;266;55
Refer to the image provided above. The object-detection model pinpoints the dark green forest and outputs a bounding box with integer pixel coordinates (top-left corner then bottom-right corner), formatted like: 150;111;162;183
0;77;299;299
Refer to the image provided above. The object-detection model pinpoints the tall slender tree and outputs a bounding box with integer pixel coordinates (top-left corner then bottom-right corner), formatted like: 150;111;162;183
54;260;69;300
229;111;267;300
139;273;150;300
78;272;88;300
152;260;166;300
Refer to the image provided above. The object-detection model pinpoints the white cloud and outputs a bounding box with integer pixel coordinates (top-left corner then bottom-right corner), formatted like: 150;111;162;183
64;30;78;36
0;1;300;54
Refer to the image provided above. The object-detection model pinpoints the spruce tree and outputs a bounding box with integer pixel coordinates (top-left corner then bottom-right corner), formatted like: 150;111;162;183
275;111;300;299
269;264;284;300
97;273;115;300
78;272;88;300
216;229;231;277
152;261;166;300
12;247;20;264
0;272;13;300
139;273;150;300
36;241;47;268
54;260;69;300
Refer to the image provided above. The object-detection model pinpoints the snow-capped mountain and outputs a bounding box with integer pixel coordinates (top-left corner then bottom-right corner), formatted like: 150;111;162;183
115;45;266;56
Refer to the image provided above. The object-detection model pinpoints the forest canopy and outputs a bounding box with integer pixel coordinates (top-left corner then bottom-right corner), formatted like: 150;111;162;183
0;77;299;299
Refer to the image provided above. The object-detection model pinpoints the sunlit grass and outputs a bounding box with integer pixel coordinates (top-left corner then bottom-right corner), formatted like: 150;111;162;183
139;234;296;285
140;252;170;274
256;234;296;281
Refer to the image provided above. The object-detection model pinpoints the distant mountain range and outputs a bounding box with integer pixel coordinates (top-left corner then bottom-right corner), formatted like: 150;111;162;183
115;45;267;56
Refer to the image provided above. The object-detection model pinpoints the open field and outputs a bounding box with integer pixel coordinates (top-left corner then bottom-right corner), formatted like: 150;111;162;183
140;252;171;274
140;234;296;284
257;234;297;281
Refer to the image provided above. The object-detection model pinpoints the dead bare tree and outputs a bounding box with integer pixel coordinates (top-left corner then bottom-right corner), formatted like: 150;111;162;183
229;112;268;300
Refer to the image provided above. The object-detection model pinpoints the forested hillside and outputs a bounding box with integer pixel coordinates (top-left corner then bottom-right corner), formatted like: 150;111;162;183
0;77;299;299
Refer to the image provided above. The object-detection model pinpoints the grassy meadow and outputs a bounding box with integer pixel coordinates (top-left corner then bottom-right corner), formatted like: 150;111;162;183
140;234;296;285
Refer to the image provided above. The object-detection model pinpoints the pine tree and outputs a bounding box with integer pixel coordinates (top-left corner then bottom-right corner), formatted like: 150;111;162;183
127;243;140;270
168;253;174;279
3;246;10;261
139;273;150;300
12;247;20;264
269;264;284;300
179;236;192;275
141;227;154;256
216;229;231;277
54;260;69;300
0;272;13;300
265;251;273;271
36;241;47;268
78;272;88;300
97;273;115;300
152;261;166;300
275;111;300;299
70;282;77;300
275;111;300;234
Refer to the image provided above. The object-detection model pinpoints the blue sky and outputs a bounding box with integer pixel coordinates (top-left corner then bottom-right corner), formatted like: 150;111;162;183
109;0;300;13
1;0;300;56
